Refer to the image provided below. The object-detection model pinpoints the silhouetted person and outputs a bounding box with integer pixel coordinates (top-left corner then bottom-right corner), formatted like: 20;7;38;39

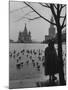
43;40;59;82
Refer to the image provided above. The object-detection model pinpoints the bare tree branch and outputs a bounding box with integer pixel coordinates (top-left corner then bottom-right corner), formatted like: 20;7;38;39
26;16;41;21
14;11;34;22
50;4;57;22
39;3;50;8
53;4;57;9
62;24;66;29
15;16;26;22
15;16;40;22
62;5;66;8
60;16;66;18
61;14;66;28
45;3;50;8
24;11;34;16
24;2;56;25
10;6;28;13
59;4;66;13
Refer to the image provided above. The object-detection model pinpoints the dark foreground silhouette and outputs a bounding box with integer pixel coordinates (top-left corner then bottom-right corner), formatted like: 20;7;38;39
36;79;66;87
43;40;66;86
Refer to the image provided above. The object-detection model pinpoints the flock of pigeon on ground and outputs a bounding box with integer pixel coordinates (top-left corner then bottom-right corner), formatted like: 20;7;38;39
9;49;45;71
9;47;66;72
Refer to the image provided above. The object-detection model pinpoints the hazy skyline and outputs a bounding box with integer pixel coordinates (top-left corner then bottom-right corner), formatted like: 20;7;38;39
9;1;60;41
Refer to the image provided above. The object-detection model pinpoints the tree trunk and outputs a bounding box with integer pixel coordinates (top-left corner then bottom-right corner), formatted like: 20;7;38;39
57;27;66;85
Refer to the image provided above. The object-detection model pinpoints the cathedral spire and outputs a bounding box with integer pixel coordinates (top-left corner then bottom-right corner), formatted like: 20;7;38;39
24;23;27;33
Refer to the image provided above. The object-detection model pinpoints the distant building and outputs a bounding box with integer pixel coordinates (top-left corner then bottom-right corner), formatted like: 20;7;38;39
18;24;32;43
45;16;56;41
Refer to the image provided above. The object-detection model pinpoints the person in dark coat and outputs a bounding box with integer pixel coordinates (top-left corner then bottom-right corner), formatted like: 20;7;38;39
43;40;59;82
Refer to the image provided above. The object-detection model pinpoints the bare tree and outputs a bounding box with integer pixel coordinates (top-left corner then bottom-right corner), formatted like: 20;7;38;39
23;2;66;85
13;2;66;85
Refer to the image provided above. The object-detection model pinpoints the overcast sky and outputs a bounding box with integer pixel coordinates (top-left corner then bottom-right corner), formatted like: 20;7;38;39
9;1;65;41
